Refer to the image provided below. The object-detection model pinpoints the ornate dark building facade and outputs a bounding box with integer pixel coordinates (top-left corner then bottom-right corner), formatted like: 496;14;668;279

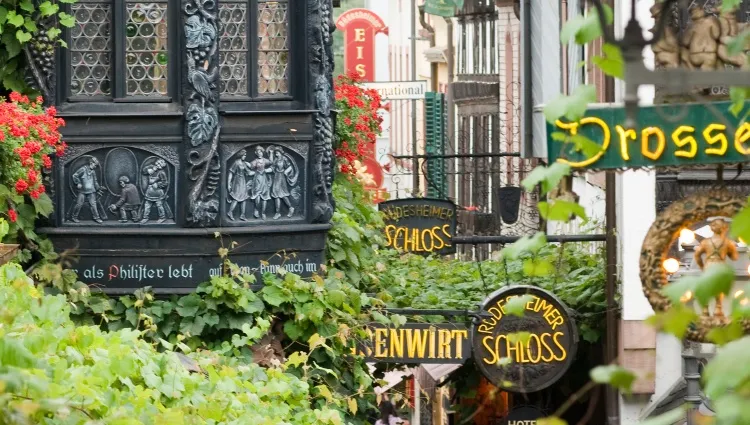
29;0;336;293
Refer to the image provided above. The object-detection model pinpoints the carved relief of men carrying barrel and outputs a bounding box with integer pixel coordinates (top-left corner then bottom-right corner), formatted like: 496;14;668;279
140;159;171;224
694;217;739;317
71;157;106;224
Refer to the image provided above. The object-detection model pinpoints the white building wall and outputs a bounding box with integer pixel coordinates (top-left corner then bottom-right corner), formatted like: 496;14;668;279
614;0;682;423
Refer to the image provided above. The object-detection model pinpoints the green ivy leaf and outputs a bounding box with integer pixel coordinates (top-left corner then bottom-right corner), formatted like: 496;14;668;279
58;12;74;27
175;294;201;317
707;321;743;346
592;43;624;78
327;289;346;307
0;219;9;240
645;305;697;339
501;232;547;260
537;418;567;425
731;204;750;241
538;200;587;223
23;19;37;33
544;85;597;124
19;0;34;12
47;27;61;40
38;1;59;16
504;295;534;317
560;5;613;45
0;7;8;25
261;285;290;307
693;263;735;307
522;163;571;195
728;87;750;118
15;30;31;44
6;11;24;27
590;365;636;393
703;336;750;399
522;258;555;277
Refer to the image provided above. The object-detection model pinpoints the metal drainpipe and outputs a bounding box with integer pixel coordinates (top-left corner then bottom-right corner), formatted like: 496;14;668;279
444;17;455;199
605;170;620;425
520;0;532;157
418;6;438;92
411;0;419;196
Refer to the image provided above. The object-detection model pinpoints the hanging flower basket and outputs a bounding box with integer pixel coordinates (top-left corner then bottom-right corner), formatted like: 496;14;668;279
0;244;19;265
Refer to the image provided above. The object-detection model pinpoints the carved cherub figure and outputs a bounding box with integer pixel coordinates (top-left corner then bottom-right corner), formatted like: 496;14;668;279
694;217;739;317
650;3;681;68
717;6;748;69
683;6;722;70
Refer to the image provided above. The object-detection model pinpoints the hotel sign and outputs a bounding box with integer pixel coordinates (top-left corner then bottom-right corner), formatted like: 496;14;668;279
357;323;471;364
546;101;750;170
379;198;457;255
361;81;428;100
472;286;578;393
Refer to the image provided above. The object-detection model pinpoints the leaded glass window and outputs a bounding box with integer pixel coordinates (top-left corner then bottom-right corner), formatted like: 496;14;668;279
70;1;113;96
68;0;171;100
218;0;290;99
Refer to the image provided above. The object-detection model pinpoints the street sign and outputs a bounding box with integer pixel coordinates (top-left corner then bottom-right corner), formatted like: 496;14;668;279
379;198;457;255
361;81;428;100
546;101;750;170
472;286;578;393
356;323;471;364
424;0;464;17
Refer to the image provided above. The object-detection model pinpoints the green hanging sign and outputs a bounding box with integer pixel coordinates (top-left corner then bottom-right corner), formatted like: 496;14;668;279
424;0;460;17
546;101;750;170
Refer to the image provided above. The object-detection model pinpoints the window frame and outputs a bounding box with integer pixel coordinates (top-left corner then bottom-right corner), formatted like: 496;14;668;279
60;0;180;104
219;0;296;102
57;0;306;108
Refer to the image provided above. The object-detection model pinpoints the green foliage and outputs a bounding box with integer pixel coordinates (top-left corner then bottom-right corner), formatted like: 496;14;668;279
0;0;75;93
0;262;346;424
559;4;613;46
543;85;598;124
590;365;636;393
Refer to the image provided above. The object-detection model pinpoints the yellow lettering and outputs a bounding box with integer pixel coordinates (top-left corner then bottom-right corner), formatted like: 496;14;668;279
506;336;521;362
641;127;666;160
441;224;452;246
554;117;610;167
356;45;364;59
428;327;436;359
671;125;697;158
540;333;555;362
553;332;568;361
384;225;396;248
482;335;498;365
354;28;366;42
389;328;404;358
406;329;428;358
421;228;434;253
703;123;728;155
374;328;387;358
393;227;406;251
431;226;445;251
528;334;542;363
615;125;637;160
438;329;452;359
734;122;750;154
452;330;468;358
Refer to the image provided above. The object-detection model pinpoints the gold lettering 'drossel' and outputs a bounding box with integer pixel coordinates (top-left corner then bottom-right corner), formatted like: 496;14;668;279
383;224;452;253
355;328;469;361
555;119;750;167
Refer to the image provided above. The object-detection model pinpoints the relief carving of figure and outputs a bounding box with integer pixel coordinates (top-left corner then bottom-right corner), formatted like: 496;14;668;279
269;147;299;219
227;149;252;221
140;159;170;224
694;217;738;317
248;146;273;220
650;3;681;68
683;7;722;70
718;7;749;69
109;176;142;223
71;157;105;223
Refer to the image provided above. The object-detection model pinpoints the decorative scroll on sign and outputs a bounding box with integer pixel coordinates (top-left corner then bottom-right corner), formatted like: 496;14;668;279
378;198;457;255
471;286;578;393
546;101;750;170
356;323;471;364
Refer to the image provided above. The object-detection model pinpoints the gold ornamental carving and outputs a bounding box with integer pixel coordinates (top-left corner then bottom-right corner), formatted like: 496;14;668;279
639;190;750;342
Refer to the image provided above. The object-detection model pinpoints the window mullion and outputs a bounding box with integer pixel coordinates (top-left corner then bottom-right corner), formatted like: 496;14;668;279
249;0;258;98
113;0;126;98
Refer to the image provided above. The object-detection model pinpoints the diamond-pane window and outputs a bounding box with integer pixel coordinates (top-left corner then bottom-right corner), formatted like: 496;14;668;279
70;1;113;96
257;0;289;96
125;2;169;96
218;1;249;96
218;0;291;99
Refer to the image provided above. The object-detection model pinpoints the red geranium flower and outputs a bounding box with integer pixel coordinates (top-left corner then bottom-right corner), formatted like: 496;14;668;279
7;209;17;222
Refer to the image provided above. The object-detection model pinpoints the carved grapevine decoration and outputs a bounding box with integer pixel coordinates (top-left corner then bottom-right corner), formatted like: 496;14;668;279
183;0;221;226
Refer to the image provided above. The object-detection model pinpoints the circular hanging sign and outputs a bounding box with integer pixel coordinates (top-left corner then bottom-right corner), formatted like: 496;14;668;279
471;286;578;393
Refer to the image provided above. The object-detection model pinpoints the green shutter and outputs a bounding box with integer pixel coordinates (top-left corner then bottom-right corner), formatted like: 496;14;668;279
424;92;447;199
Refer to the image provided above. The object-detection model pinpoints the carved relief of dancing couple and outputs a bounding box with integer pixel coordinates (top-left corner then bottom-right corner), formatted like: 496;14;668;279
227;145;299;221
